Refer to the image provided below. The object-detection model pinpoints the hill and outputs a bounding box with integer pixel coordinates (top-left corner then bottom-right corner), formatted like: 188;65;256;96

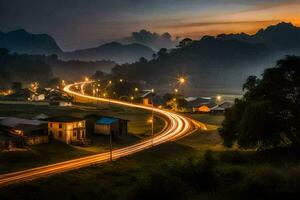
112;22;300;95
0;49;53;89
61;42;155;64
0;29;62;55
217;22;300;51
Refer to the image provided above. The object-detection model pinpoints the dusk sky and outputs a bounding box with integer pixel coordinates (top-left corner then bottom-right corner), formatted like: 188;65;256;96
1;0;300;50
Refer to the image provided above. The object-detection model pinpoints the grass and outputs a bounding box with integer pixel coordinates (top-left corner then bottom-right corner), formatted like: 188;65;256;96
1;112;299;199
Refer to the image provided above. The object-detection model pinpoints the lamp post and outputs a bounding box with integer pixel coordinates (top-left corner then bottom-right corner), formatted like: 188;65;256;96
151;89;154;146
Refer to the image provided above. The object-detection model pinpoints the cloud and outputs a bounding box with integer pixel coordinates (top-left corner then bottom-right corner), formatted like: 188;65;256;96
120;29;179;50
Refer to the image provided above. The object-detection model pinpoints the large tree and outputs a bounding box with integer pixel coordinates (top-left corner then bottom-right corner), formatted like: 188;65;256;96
220;56;300;150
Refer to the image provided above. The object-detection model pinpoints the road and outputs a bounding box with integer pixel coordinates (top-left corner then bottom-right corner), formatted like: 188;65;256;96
0;82;206;187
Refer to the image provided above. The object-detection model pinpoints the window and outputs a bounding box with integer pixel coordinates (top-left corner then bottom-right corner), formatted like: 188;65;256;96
59;131;62;138
59;123;62;129
50;123;53;128
82;130;85;138
73;132;76;137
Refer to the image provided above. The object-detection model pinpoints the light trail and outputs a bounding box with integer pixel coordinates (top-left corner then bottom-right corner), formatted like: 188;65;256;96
0;82;206;187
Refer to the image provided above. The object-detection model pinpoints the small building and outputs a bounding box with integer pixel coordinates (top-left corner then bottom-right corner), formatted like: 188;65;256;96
47;116;86;144
94;117;129;136
30;94;45;101
185;97;213;112
0;117;48;146
198;105;211;113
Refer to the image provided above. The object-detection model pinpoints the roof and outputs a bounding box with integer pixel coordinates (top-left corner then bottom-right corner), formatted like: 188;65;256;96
46;116;83;123
34;114;49;120
186;97;212;108
96;117;118;125
0;117;46;127
211;101;234;111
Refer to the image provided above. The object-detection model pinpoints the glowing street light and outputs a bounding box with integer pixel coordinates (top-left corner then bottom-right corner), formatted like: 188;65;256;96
216;95;222;101
85;77;89;82
151;88;155;93
174;88;178;93
119;78;123;83
108;80;112;85
178;77;186;85
134;87;139;92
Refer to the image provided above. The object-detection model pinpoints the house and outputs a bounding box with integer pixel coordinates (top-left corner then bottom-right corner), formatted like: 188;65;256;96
94;117;129;136
30;94;45;101
47;116;86;144
0;117;48;146
185;97;213;112
198;105;211;113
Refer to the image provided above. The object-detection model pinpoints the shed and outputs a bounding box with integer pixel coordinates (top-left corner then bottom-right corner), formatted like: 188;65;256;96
94;117;129;136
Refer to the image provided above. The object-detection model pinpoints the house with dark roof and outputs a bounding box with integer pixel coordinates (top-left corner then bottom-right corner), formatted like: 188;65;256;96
0;117;48;147
94;117;129;136
47;116;86;144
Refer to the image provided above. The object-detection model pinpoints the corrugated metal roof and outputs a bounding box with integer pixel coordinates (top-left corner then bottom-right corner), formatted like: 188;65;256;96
96;117;118;125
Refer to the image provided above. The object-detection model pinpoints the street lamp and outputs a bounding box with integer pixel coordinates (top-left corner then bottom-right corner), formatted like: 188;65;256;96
178;77;186;85
148;117;154;146
134;87;139;92
216;95;222;105
174;88;178;93
130;96;134;103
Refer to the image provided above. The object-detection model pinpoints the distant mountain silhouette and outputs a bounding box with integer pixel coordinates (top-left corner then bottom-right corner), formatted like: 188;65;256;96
112;22;300;95
217;22;300;51
0;29;62;55
61;42;155;63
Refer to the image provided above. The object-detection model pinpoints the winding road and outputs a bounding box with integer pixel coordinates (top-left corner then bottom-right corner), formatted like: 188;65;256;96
0;82;206;187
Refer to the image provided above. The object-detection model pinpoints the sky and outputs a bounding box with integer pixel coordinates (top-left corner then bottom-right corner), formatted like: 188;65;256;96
1;0;300;51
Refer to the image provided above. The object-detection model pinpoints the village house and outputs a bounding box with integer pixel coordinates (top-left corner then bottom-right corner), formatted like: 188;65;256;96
0;117;48;147
47;116;86;144
94;117;129;136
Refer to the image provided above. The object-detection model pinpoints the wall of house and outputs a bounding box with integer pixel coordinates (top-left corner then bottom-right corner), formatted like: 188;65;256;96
94;124;111;135
25;135;48;145
48;120;86;144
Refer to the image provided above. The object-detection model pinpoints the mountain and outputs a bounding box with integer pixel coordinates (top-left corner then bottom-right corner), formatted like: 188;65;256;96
112;22;300;95
0;29;62;55
217;22;300;51
61;42;155;64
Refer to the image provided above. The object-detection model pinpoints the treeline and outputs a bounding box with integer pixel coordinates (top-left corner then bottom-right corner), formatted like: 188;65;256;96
0;49;117;89
112;36;270;88
0;48;53;89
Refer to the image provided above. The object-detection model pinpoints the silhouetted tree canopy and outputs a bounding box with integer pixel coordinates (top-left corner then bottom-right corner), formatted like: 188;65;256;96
219;56;300;150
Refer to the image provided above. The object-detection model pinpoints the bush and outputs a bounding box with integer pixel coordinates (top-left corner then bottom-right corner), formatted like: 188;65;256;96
243;169;288;199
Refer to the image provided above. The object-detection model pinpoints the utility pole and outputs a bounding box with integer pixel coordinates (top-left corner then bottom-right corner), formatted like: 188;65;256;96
151;97;154;147
109;131;113;162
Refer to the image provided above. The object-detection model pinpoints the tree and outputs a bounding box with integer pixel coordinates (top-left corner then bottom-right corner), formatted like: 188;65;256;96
157;48;167;58
11;82;22;92
220;56;300;150
177;38;193;48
